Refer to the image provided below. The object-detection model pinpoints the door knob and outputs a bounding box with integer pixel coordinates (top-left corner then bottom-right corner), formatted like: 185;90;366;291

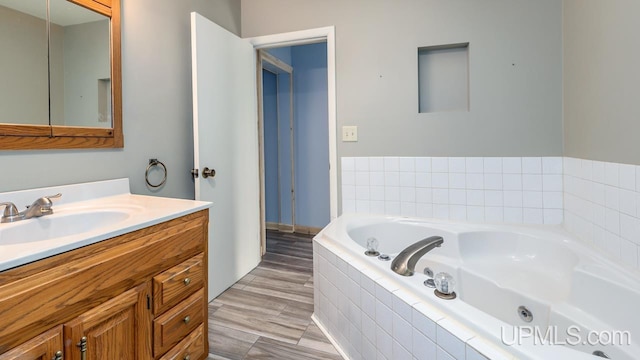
202;167;216;179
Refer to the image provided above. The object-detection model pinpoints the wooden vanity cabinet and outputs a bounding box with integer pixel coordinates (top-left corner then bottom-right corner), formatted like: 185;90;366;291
0;326;63;360
0;210;209;360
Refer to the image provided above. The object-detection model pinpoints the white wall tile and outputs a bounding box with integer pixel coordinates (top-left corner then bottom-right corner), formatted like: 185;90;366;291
356;172;370;186
467;206;485;222
356;200;371;213
503;174;523;190
466;157;484;173
503;158;522;173
371;200;385;214
563;157;581;177
592;161;606;183
393;340;412;360
619;190;637;216
605;209;620;235
432;173;449;189
523;191;543;208
619;164;636;190
413;330;437;360
399;157;416;172
416;172;431;188
504;207;523;223
467;190;484;206
432;157;448;172
449;173;466;189
400;172;416;187
434;204;450;219
400;188;416;202
370;157;384;171
449;158;465;173
415;157;431;172
343;171;355;185
385;201;401;215
543;192;563;209
580;159;594;180
466;173;484;189
522;157;542;174
342;157;355;171
620;238;639;268
542;157;563;174
605;162;620;186
436;325;467;360
485;207;504;222
484;174;503;190
450;205;467;220
524;208;544;224
385;172;400;187
376;325;393;360
384;157;399;172
436;347;455;360
401;203;417;217
393;313;413;355
356;157;370;171
484;158;502;173
544;209;563;224
371;172;385;186
485;191;503;206
385;186;400;201
522;174;543;191
417;203;433;218
504;191;523;207
620;214;640;244
449;189;466;205
356;186;370;200
605;185;620;210
416;188;432;204
543;174;563;191
433;189;449;204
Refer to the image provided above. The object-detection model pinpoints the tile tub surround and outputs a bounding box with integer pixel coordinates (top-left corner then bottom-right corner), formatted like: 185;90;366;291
563;157;640;271
341;157;564;225
312;240;514;360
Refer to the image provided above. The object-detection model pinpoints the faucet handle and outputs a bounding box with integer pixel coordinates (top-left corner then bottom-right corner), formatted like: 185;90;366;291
0;202;21;223
44;193;62;201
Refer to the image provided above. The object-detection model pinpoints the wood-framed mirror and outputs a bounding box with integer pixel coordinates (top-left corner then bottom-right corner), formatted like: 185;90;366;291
0;0;122;150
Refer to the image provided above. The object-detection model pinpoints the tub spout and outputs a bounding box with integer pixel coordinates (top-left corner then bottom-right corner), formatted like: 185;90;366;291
391;236;444;276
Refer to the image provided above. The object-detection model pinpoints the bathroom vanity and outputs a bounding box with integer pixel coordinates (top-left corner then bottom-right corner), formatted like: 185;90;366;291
0;179;211;359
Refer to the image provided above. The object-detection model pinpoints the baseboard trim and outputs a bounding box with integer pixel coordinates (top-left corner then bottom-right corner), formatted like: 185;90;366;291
294;225;322;235
311;313;350;360
265;223;322;235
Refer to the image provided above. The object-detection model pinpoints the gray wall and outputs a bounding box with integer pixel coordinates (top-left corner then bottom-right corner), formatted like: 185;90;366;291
242;0;563;158
0;0;241;198
563;0;640;165
0;5;49;125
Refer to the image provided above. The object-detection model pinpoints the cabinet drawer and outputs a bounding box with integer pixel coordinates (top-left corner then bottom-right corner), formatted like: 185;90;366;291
153;254;204;315
158;324;205;360
154;288;204;356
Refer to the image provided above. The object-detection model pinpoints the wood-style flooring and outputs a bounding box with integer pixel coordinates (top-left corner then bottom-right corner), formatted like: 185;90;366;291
207;230;342;360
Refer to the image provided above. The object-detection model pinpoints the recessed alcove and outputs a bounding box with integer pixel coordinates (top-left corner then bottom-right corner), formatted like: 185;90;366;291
418;43;469;113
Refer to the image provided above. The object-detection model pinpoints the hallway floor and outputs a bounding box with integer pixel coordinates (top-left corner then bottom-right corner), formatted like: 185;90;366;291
207;230;342;359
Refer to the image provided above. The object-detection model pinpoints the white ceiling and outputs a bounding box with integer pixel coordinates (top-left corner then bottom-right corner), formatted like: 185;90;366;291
0;0;106;26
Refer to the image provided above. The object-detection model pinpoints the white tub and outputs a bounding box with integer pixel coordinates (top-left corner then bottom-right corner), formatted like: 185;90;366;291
312;214;640;360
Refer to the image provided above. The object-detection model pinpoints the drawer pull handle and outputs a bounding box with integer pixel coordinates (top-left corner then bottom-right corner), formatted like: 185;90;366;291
183;316;191;324
183;277;191;286
53;350;63;360
77;336;87;360
184;355;191;360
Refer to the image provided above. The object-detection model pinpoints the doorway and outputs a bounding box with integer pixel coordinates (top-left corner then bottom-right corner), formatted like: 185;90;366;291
257;41;331;255
260;50;295;232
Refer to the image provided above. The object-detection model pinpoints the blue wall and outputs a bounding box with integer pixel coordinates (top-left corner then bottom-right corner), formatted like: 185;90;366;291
263;43;329;229
292;43;329;228
263;70;279;224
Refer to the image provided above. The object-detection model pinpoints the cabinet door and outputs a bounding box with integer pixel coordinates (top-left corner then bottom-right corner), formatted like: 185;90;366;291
64;282;152;360
0;326;63;360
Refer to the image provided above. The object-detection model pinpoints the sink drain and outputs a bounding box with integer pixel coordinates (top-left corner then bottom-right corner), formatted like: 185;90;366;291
518;306;533;323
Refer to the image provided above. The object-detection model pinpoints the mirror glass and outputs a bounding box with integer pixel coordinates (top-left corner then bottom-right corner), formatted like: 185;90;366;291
0;0;49;126
50;0;111;128
0;0;111;129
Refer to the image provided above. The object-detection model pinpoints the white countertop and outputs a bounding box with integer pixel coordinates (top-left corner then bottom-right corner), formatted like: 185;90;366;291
0;179;211;272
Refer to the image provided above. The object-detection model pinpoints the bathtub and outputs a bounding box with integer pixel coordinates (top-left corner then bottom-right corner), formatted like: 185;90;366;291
312;214;640;360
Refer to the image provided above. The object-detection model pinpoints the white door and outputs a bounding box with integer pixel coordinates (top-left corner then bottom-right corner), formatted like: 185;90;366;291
190;12;261;301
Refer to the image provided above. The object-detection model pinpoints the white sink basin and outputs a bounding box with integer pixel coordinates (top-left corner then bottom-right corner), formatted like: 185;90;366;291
0;210;132;245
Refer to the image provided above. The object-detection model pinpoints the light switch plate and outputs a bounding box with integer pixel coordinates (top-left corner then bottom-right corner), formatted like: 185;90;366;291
342;126;358;142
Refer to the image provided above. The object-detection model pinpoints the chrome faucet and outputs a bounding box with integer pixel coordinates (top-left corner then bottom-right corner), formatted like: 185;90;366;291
391;236;444;276
1;193;62;223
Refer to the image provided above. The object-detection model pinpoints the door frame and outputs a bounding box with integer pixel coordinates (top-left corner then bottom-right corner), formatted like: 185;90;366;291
258;50;296;233
247;27;337;255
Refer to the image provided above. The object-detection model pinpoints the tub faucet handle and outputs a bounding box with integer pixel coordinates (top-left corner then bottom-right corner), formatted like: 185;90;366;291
364;237;380;257
434;272;457;300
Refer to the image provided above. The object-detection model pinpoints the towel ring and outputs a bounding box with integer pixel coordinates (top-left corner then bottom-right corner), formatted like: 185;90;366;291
145;159;167;188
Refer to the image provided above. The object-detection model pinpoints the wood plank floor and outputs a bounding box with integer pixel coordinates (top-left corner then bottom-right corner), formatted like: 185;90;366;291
207;230;342;360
